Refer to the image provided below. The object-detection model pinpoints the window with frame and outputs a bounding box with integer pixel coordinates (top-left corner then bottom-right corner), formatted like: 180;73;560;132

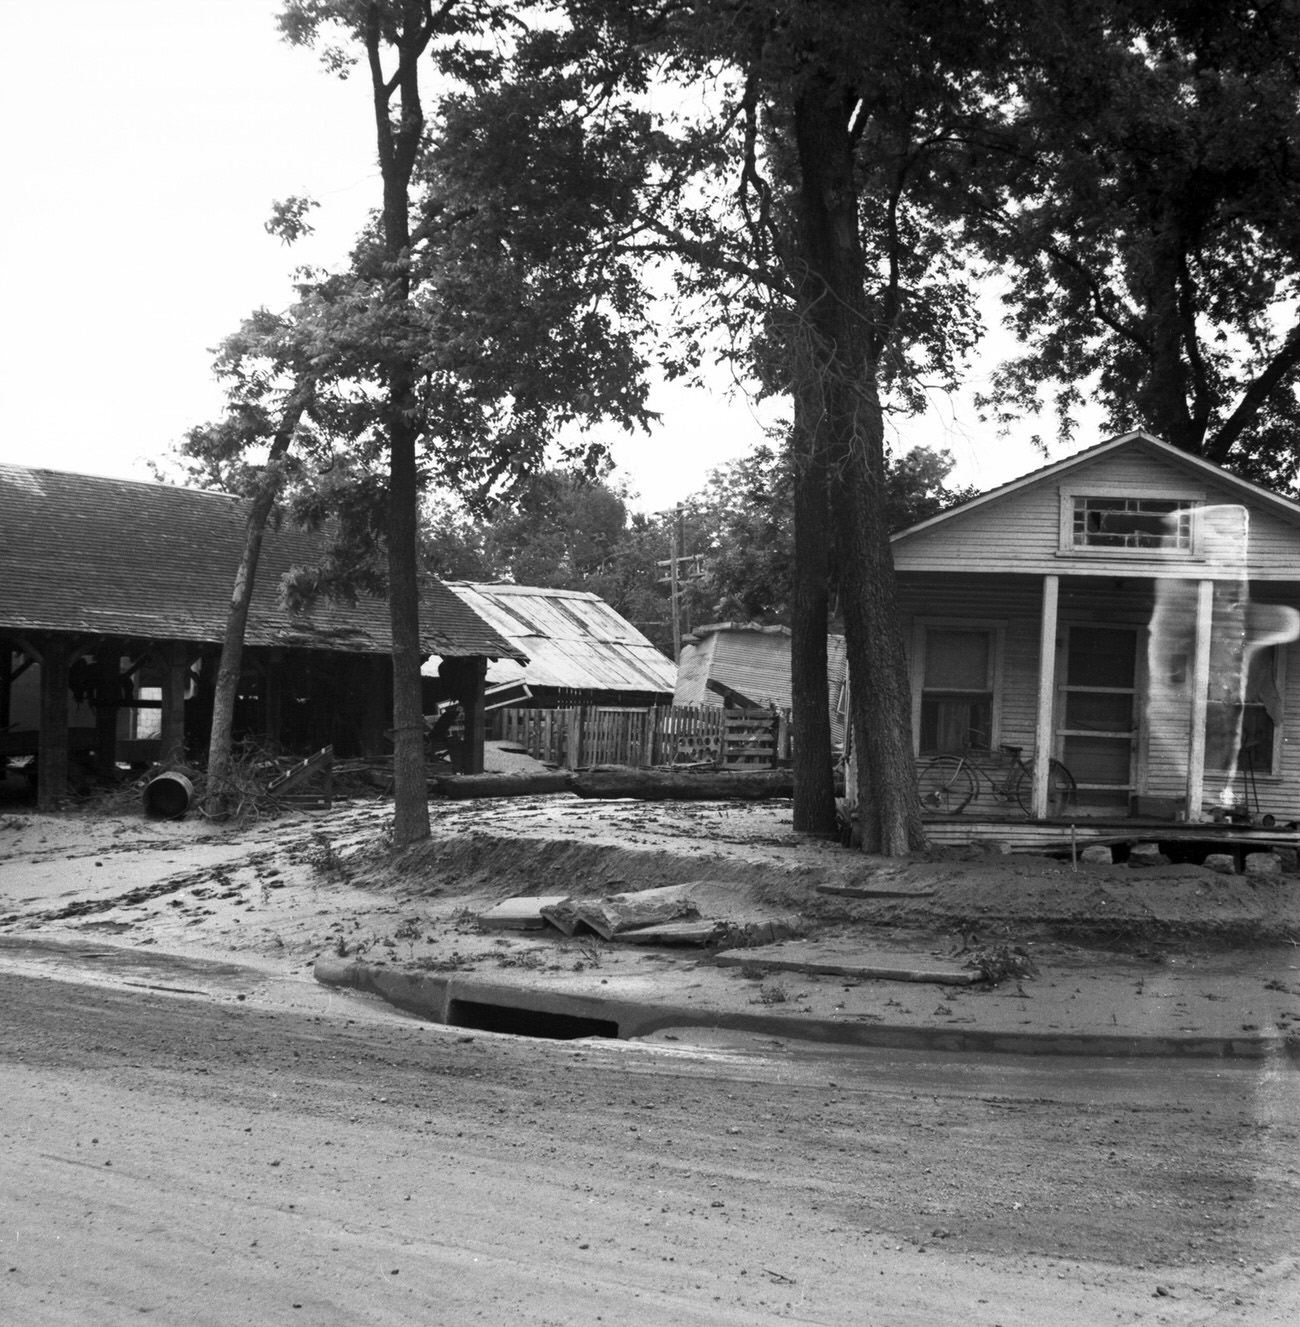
1071;497;1195;550
1205;645;1282;774
918;627;995;754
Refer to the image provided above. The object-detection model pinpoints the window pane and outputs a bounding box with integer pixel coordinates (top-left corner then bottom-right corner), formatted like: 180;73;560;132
919;697;991;754
1072;498;1192;549
1064;692;1133;733
923;630;989;690
1067;628;1136;689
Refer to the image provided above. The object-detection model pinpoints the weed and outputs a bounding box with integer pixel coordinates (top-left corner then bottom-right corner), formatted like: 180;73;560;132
496;947;544;970
964;944;1039;986
574;935;604;968
755;979;789;1005
394;915;423;960
309;832;349;880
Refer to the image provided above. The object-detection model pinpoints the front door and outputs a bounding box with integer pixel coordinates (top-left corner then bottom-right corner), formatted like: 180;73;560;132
1058;625;1139;812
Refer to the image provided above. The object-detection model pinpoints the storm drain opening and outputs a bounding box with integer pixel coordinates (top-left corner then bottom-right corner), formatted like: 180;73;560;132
447;999;619;1041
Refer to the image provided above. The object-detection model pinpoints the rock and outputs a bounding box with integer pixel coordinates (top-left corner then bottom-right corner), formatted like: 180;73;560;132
1245;851;1282;877
1203;853;1236;875
1275;846;1298;873
1079;845;1114;865
1127;843;1169;868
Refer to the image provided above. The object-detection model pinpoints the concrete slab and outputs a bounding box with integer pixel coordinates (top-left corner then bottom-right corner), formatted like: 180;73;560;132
477;894;572;931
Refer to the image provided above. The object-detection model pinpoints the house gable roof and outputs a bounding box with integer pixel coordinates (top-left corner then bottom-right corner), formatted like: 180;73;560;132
0;464;522;660
891;432;1300;578
439;582;676;695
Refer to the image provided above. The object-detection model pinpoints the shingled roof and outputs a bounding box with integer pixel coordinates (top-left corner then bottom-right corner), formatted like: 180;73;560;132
0;464;522;660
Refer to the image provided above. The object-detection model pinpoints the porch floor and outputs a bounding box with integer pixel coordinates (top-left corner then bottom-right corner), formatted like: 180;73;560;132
922;812;1300;857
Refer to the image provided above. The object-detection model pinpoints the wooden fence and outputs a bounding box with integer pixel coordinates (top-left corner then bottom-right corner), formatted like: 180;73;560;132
492;705;790;770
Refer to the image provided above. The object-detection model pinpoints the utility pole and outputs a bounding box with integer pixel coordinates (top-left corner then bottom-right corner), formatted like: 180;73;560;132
669;505;682;662
657;505;702;663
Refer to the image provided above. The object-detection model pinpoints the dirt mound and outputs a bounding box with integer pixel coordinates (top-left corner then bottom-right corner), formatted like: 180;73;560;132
363;800;1300;948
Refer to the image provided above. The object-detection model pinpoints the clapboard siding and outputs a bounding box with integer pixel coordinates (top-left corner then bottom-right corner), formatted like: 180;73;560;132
899;570;1300;821
894;438;1300;580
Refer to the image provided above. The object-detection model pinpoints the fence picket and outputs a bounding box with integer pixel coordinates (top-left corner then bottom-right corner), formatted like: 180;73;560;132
488;704;786;770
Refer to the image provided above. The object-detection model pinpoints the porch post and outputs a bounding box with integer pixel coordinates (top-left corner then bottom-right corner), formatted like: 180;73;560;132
93;649;120;776
1032;574;1060;819
1184;578;1214;821
37;635;70;812
159;642;189;766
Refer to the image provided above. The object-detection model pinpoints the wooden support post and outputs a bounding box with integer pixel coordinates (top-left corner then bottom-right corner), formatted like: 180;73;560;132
37;636;70;811
159;643;189;767
1185;578;1214;821
1;646;11;731
93;649;120;775
1032;575;1060;819
457;656;487;775
264;647;284;754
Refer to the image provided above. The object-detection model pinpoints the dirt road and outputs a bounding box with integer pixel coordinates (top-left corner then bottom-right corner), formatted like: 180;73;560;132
3;970;1297;1325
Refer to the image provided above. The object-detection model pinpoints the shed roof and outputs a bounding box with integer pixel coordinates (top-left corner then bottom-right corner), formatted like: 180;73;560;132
674;622;848;722
0;464;521;660
436;583;676;695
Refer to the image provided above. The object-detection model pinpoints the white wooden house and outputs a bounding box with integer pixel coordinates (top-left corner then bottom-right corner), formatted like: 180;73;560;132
891;431;1300;824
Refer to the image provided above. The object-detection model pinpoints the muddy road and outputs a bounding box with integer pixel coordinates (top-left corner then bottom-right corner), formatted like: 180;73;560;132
3;970;1297;1325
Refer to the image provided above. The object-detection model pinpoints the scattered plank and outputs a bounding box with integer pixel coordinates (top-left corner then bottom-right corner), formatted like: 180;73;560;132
816;884;937;900
267;746;334;809
713;952;979;985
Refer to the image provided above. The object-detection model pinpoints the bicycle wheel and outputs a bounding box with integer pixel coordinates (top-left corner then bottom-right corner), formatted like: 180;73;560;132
1011;759;1077;817
917;756;977;814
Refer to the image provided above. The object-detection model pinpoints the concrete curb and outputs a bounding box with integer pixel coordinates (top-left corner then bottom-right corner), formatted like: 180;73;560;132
313;959;1300;1061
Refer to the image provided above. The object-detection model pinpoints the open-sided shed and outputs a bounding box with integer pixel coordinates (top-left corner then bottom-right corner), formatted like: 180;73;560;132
0;464;522;806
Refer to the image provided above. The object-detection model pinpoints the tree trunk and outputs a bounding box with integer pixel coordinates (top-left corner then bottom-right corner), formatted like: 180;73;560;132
789;381;837;835
205;385;313;819
793;75;924;855
387;403;431;846
369;1;433;848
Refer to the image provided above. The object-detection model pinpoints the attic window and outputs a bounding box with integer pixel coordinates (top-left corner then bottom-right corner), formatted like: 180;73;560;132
1071;497;1194;551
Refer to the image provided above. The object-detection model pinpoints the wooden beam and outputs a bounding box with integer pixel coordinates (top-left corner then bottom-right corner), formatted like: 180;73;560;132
93;650;120;775
37;636;70;811
159;642;189;766
1185;579;1214;821
1032;575;1060;819
264;647;284;754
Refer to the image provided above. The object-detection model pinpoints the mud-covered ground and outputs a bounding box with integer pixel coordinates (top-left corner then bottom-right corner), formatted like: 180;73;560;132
3;759;1300;1322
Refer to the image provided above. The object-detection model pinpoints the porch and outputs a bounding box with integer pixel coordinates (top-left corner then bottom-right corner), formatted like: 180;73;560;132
921;810;1300;861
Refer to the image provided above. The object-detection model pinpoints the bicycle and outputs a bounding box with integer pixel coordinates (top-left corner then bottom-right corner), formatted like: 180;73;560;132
917;741;1076;817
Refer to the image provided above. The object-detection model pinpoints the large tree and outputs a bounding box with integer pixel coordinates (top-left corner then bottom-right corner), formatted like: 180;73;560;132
232;1;657;845
530;2;994;849
976;0;1300;490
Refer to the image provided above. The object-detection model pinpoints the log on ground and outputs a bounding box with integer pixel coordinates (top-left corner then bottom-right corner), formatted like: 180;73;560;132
570;766;794;801
428;771;574;799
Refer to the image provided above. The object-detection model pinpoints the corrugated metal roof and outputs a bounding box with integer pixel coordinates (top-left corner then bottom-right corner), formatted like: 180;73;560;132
0;464;522;660
437;583;677;696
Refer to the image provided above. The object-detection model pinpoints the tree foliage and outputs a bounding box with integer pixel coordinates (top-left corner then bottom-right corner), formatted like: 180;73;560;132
977;0;1300;491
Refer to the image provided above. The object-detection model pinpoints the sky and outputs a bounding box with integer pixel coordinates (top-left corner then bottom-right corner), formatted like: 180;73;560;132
0;0;1076;515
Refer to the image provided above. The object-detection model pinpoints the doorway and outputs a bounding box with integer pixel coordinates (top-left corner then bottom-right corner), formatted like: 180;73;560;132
1058;625;1139;812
